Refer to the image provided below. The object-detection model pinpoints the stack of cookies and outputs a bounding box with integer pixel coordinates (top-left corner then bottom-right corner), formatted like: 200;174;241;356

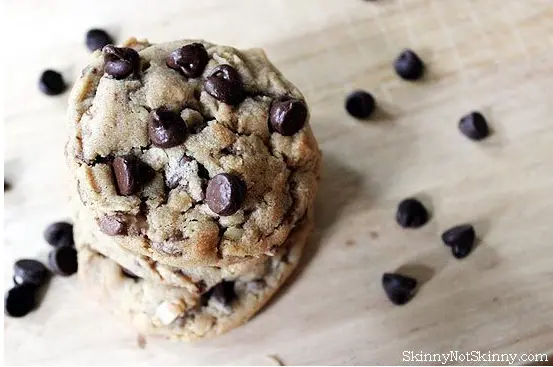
65;38;321;341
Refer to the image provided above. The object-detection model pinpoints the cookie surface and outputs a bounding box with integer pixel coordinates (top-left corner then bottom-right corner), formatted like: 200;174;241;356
73;196;276;291
77;214;312;341
66;38;321;267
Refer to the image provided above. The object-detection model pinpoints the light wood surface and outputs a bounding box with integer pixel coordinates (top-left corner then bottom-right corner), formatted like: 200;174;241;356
4;0;553;365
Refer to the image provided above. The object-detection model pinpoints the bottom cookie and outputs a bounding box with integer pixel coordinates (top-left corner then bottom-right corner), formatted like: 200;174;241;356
77;215;312;341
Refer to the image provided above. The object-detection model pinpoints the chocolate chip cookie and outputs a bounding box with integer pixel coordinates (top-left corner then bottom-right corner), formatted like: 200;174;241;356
72;195;277;291
76;213;312;341
66;38;321;267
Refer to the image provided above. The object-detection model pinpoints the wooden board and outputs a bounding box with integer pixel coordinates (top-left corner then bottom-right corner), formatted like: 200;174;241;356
4;0;553;364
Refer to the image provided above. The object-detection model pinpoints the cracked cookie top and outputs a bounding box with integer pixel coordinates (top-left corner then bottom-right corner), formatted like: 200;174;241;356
66;38;320;266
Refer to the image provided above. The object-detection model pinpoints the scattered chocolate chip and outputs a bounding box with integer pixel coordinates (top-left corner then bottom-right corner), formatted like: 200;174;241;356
98;214;127;235
13;259;49;287
43;222;74;248
459;111;489;140
4;180;11;191
112;156;150;196
394;49;424;80
204;64;244;105
206;173;246;216
345;91;375;119
269;99;307;136
442;224;476;259
396;198;429;228
85;28;113;52
121;267;140;280
5;285;37;318
211;281;236;306
39;70;66;96
148;108;188;148
103;45;140;79
48;246;78;276
382;272;417;305
166;43;209;78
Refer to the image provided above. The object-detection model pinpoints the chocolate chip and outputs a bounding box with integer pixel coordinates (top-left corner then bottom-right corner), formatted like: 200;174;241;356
39;70;66;96
269;99;307;136
85;28;113;52
211;281;236;306
206;173;246;216
48;246;78;276
166;43;209;78
204;65;244;105
98;214;127;235
43;222;74;248
459;112;489;140
394;49;424;80
4;180;11;191
5;285;37;317
345;91;375;119
382;272;417;305
103;45;140;79
148;108;188;148
396;198;429;228
442;224;476;259
13;259;49;287
112;155;153;196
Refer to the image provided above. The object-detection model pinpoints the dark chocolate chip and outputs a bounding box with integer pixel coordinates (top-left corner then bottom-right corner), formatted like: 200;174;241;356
85;28;113;52
459;111;489;140
98;214;127;235
441;224;475;247
13;259;50;287
443;224;476;259
211;281;236;306
206;173;246;216
269;99;307;136
148;108;188;148
204;64;244;105
48;246;78;276
39;70;66;96
4;180;11;191
345;90;375;119
103;45;140;79
112;155;153;196
166;43;209;78
396;198;429;228
5;285;37;318
382;272;417;305
43;222;74;248
394;49;425;80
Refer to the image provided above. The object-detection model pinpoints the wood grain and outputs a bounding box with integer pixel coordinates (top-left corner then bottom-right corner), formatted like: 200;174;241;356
4;0;553;365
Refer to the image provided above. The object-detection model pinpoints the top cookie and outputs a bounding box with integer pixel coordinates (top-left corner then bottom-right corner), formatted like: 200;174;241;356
66;38;320;266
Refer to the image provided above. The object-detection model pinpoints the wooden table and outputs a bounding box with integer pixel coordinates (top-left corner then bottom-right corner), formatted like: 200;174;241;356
4;0;553;365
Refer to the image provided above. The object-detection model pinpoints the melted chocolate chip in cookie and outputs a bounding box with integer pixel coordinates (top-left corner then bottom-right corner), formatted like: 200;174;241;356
98;214;128;235
103;45;140;79
112;155;153;196
204;65;244;105
148;108;188;148
166;43;209;78
206;173;246;216
269;99;307;136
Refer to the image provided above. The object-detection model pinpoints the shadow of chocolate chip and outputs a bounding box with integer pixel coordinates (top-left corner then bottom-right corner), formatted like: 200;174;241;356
395;264;435;292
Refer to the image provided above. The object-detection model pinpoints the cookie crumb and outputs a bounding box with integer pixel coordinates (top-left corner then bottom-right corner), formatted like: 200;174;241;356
267;355;285;366
137;334;147;349
345;239;355;247
369;231;379;239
